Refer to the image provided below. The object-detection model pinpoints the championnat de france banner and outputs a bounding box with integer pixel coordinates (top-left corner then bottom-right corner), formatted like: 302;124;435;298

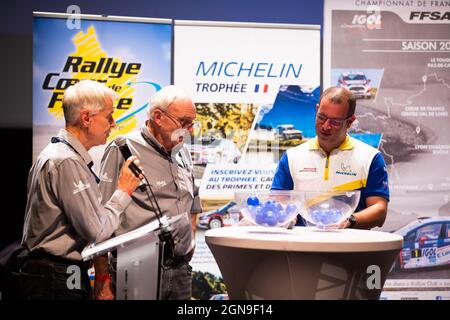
323;0;450;300
174;20;321;199
33;13;172;170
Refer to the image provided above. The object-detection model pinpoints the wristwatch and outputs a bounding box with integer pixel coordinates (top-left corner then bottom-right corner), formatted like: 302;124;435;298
348;214;356;228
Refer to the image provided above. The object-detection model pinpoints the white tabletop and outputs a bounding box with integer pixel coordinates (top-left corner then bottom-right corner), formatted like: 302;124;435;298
205;226;403;253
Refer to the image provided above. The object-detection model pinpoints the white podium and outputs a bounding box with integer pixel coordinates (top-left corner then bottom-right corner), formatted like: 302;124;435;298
82;217;167;300
206;226;403;300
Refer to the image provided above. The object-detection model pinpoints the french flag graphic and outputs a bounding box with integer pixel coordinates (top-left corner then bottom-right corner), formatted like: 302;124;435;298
254;84;269;93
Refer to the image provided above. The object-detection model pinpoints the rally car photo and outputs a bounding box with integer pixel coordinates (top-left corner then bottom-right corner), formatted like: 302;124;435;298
390;217;450;271
275;124;303;141
187;136;241;165
197;201;242;229
337;71;372;99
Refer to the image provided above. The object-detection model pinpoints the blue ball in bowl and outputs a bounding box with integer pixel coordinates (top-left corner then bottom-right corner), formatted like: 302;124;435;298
265;210;278;226
247;196;260;206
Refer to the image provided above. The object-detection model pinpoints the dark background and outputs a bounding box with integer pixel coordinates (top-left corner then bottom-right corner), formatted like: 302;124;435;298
0;0;323;250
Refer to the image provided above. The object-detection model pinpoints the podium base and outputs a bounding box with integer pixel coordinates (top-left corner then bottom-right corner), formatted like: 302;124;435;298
116;232;160;300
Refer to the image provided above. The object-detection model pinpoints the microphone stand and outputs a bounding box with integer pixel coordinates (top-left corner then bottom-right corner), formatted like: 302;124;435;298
140;175;173;300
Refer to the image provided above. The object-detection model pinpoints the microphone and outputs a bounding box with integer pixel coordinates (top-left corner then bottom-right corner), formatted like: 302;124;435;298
115;136;142;178
115;136;164;226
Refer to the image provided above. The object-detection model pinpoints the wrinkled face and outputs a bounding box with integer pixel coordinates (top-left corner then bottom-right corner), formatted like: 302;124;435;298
152;97;196;151
86;96;116;147
315;97;354;153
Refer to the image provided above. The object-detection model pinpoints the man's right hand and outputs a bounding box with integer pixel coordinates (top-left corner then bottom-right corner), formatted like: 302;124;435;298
117;156;143;196
94;276;115;300
93;254;114;300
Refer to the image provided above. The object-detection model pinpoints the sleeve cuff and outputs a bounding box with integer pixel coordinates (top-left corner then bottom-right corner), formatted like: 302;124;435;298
111;189;132;213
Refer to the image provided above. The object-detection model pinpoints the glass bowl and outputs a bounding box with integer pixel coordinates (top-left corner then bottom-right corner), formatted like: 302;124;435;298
300;190;361;230
234;190;304;227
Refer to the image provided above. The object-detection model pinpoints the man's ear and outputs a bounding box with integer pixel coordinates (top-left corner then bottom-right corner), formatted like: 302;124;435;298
346;114;356;129
80;109;91;128
152;109;163;125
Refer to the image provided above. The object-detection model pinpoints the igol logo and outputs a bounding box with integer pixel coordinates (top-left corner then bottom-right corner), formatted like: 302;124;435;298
351;5;382;30
352;14;381;30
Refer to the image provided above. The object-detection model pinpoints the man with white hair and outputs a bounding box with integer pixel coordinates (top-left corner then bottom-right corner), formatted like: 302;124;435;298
96;85;201;300
20;80;142;299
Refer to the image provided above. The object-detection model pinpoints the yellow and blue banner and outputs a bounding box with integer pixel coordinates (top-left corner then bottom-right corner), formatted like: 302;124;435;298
33;13;172;163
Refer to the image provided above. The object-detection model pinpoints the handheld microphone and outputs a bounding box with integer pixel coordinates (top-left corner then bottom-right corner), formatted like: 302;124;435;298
115;136;142;178
115;137;165;228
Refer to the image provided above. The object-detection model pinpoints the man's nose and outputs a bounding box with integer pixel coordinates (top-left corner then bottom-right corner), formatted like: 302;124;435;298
322;119;332;130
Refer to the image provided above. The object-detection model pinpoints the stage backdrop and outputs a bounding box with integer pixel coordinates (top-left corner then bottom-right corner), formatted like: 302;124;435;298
174;20;320;299
324;1;450;300
33;12;172;171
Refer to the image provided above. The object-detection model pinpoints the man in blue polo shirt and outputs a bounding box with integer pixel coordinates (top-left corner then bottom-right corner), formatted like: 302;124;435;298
272;86;389;229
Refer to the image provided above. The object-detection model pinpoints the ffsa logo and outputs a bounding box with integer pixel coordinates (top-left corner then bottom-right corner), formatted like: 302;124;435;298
352;6;382;30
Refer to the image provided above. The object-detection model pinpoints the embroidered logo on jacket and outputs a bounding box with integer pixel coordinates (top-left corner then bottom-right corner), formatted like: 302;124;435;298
156;180;167;188
100;172;113;183
72;180;91;194
299;167;317;173
336;162;357;176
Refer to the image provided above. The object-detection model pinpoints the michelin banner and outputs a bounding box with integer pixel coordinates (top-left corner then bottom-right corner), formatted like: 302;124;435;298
174;20;320;194
174;20;320;299
33;13;172;169
324;1;450;299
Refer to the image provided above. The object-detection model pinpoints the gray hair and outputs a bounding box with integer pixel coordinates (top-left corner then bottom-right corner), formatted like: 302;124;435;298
147;85;190;119
319;86;356;117
62;80;118;125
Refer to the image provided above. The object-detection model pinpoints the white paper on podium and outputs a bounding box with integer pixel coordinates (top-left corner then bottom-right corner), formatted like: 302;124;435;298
81;216;168;261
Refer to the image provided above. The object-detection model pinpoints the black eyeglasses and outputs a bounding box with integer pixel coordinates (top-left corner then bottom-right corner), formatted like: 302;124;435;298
316;113;351;127
159;109;195;129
